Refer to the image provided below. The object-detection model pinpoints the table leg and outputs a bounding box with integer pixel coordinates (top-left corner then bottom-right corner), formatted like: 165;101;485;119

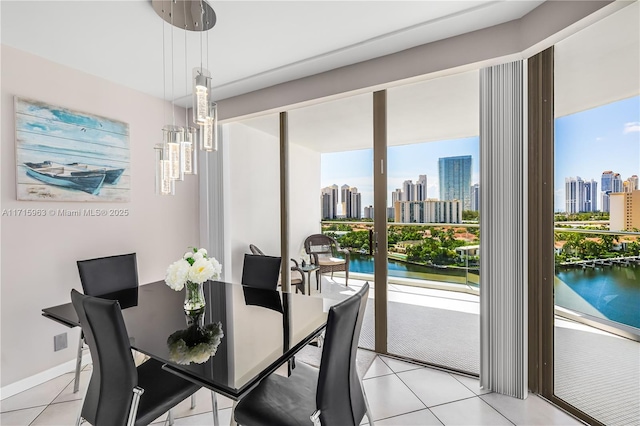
211;391;219;426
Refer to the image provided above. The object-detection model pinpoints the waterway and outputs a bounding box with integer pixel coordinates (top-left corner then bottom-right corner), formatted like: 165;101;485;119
348;253;640;329
555;266;640;329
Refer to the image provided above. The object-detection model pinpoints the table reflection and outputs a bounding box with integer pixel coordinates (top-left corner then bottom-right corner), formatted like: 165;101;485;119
166;310;224;365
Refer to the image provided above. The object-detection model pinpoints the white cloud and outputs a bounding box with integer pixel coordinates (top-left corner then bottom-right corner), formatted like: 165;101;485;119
623;122;640;134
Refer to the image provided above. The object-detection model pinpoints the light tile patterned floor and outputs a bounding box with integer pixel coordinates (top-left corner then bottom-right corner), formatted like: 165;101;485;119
0;356;583;426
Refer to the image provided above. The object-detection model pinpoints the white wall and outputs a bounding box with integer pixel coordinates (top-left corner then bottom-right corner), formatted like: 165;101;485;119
226;121;321;284
0;46;199;387
289;143;321;258
227;121;281;284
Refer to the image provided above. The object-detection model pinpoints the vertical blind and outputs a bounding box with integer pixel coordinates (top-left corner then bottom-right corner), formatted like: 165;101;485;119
479;60;528;399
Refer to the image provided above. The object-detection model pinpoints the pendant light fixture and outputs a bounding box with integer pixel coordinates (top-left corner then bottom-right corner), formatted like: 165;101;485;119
152;0;217;195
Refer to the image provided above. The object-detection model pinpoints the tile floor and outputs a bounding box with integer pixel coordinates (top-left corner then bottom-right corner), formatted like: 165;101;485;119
1;355;584;426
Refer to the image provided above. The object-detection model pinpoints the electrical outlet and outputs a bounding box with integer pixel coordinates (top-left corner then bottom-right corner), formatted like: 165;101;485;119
54;333;68;351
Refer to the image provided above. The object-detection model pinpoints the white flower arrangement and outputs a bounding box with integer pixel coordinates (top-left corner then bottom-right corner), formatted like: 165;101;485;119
167;321;224;365
165;247;222;291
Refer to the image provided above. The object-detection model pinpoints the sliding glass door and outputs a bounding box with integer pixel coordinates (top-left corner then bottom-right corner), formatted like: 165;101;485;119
288;93;376;350
384;71;480;373
552;4;640;424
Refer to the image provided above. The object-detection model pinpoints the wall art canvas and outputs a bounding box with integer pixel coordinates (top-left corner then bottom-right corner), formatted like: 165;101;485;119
15;97;130;202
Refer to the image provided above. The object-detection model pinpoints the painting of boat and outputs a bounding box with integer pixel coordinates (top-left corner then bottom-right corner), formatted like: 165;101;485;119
15;97;130;201
67;162;125;184
24;162;106;195
28;161;125;185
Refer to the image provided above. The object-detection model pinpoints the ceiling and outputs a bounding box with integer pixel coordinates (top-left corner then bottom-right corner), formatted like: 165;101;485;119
1;0;543;105
234;2;639;154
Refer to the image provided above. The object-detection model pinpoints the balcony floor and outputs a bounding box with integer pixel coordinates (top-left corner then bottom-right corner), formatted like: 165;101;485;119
318;274;640;426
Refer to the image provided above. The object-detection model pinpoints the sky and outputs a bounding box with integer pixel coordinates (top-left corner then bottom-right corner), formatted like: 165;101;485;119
321;95;640;215
554;95;640;211
321;137;479;211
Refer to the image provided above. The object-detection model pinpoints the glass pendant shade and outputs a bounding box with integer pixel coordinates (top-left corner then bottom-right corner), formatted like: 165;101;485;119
210;102;218;152
200;103;218;152
163;125;185;181
193;69;212;124
182;127;198;175
154;143;175;195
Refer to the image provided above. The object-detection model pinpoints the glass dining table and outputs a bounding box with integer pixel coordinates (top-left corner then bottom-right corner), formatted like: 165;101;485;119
42;280;350;424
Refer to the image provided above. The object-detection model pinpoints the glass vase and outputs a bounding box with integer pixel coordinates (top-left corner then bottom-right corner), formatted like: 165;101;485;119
184;281;205;314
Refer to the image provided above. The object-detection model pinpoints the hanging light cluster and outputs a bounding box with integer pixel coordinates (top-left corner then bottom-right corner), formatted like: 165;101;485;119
152;0;217;196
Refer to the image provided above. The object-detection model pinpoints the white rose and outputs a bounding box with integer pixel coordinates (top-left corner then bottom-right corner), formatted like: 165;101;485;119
183;252;193;260
165;259;190;291
209;257;222;280
193;252;204;260
188;258;215;284
198;248;208;256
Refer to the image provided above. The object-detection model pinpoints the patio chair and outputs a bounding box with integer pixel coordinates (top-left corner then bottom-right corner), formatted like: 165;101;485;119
304;234;350;287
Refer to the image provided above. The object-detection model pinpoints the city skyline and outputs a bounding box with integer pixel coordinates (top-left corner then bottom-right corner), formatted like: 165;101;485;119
555;96;640;212
321;137;480;214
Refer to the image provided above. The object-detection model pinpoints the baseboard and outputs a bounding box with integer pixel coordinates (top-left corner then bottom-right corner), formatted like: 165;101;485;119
0;354;92;400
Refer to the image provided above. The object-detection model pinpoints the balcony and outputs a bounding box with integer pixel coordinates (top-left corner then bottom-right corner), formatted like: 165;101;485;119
318;221;640;426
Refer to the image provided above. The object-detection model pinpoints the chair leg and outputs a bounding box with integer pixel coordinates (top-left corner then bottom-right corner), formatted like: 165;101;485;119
358;370;374;425
164;409;174;426
126;387;145;426
73;333;84;393
211;391;220;426
191;393;197;409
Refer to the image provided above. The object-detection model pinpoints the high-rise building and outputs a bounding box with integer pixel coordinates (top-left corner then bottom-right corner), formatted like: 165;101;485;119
391;188;403;205
341;184;351;218
613;173;623;192
394;200;462;224
610;190;640;231
350;187;361;219
601;171;624;212
601;171;614;192
565;177;598;213
416;175;427;201
402;180;415;201
565;177;585;214
438;155;472;210
387;207;395;220
584;179;598;212
320;184;338;219
364;205;374;219
624;175;638;193
471;183;480;212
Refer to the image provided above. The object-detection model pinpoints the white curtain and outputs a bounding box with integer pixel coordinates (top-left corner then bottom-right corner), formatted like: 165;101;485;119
479;60;528;399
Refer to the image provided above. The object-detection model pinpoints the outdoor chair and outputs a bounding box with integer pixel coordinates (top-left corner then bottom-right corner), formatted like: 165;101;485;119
304;234;350;287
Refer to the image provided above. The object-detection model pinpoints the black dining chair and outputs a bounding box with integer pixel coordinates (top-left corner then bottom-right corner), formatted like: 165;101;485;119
233;283;373;426
241;253;282;290
71;289;201;426
73;253;139;393
249;244;307;294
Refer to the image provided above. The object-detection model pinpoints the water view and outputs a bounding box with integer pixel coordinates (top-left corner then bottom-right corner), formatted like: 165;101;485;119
556;266;640;329
348;252;640;329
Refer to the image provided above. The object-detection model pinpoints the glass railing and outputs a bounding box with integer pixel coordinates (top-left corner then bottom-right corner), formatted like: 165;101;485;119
321;221;480;291
554;226;640;337
320;220;640;336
